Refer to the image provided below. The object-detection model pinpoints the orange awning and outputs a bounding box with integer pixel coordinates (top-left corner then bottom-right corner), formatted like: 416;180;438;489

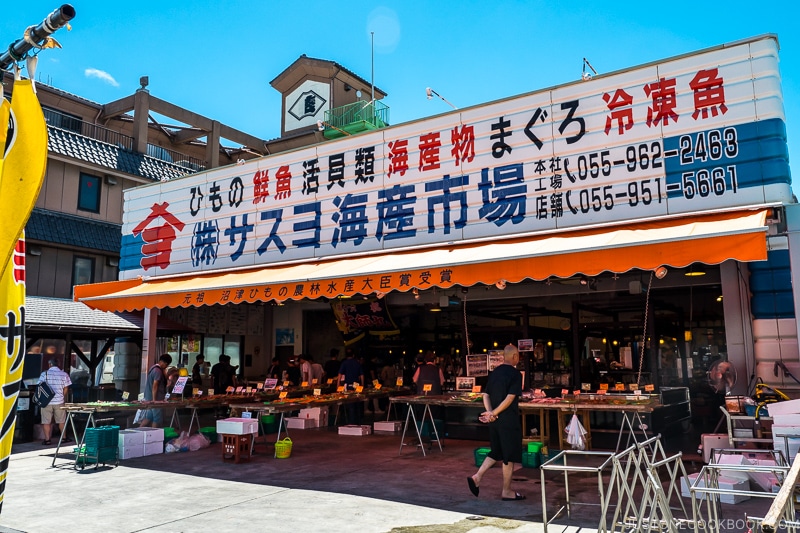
75;209;769;312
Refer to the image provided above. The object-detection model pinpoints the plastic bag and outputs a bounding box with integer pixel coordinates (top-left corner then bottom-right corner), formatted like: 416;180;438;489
565;414;587;450
187;433;210;452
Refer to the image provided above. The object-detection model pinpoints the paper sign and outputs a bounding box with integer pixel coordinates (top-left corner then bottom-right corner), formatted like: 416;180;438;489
138;393;145;401
283;381;290;387
279;391;288;399
327;378;334;384
645;384;655;392
472;385;482;393
597;389;608;395
122;391;130;400
172;376;189;395
196;390;203;397
423;384;433;392
246;386;253;393
396;377;403;387
301;381;309;387
581;383;591;391
226;386;235;393
375;383;382;390
615;383;626;391
235;386;243;393
311;379;318;385
264;378;278;390
633;390;642;396
257;383;264;390
561;389;568;396
573;390;581;396
372;379;380;387
599;383;609;390
628;383;638;391
337;386;345;393
313;388;321;396
355;385;364;393
241;411;252;419
164;393;171;400
208;389;214;396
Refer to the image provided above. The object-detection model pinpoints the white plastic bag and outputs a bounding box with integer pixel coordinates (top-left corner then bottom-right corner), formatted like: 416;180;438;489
566;414;587;450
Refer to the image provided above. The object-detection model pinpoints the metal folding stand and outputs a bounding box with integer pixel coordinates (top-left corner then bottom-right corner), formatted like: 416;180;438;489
615;409;652;452
167;405;183;432
51;408;96;469
397;402;442;456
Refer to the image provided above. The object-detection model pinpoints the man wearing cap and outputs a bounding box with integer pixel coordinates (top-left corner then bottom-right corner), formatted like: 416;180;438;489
38;358;72;445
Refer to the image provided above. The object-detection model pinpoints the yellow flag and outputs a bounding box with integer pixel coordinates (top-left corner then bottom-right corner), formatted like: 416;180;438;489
0;235;26;512
0;79;48;280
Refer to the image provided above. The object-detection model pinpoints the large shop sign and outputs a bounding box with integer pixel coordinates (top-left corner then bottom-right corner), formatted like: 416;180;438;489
120;35;791;281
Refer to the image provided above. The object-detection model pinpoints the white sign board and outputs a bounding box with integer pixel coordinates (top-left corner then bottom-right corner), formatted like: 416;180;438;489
119;36;790;281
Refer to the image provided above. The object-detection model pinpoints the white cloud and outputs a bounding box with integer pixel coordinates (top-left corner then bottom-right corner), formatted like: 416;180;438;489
84;68;119;87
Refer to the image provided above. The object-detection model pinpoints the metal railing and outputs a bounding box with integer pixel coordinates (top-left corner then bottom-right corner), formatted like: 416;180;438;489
324;99;389;130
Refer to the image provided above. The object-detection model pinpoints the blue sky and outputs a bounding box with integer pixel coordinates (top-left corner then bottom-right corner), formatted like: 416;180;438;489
3;1;799;196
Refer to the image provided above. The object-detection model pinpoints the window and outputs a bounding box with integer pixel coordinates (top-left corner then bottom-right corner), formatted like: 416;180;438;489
78;173;101;212
72;256;95;288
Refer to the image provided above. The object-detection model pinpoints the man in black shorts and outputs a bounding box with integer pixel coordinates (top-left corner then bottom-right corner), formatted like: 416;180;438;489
467;344;525;501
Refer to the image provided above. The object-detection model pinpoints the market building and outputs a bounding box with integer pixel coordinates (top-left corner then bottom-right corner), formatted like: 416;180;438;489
67;34;799;436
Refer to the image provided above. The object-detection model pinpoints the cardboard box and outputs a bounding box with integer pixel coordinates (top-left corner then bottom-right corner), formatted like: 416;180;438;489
680;473;751;503
299;407;328;427
700;433;730;463
131;427;165;443
374;421;403;432
143;440;163;456
286;417;316;429
118;445;143;460
216;418;258;435
118;429;146;447
338;424;372;436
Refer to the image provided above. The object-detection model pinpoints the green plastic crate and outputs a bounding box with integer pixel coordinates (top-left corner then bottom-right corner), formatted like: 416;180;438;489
199;427;217;443
474;447;491;467
164;427;179;440
522;450;541;468
527;441;543;453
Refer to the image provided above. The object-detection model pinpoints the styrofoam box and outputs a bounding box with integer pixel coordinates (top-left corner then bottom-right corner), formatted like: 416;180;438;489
680;474;751;503
119;429;146;447
131;427;165;443
286;417;316;429
773;414;800;426
143;440;163;456
700;434;729;463
753;318;798;339
299;407;328;427
338;424;372;436
768;399;800;417
711;454;751;481
118;445;143;460
374;421;403;432
748;458;781;491
216;418;258;435
754;339;800;361
772;426;800;462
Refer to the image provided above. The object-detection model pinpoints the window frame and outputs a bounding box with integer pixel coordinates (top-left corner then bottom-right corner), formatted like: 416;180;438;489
77;172;102;213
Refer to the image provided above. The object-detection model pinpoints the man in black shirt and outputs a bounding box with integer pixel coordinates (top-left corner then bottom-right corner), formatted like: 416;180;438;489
467;344;524;501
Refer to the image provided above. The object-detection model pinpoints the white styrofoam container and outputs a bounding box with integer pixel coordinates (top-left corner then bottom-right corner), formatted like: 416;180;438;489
143;440;163;456
373;421;403;432
711;454;751;482
119;429;146;447
700;434;730;463
131;427;165;444
216;418;258;435
748;458;781;491
754;339;800;361
772;426;800;461
118;445;144;460
768;399;800;417
338;424;372;436
299;407;328;427
680;474;751;503
753;318;798;339
286;417;316;429
773;414;800;426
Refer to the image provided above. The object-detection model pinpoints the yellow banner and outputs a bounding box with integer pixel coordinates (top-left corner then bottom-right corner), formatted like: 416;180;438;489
0;77;47;511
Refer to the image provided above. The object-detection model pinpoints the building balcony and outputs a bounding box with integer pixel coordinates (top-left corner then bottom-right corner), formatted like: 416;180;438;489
322;100;389;139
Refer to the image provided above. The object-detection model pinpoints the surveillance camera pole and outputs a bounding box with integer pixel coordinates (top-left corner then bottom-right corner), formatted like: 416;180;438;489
426;87;457;110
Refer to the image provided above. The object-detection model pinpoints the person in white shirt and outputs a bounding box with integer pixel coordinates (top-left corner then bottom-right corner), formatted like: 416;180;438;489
38;359;72;445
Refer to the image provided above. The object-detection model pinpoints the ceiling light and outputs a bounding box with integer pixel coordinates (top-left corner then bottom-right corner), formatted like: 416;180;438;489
716;295;723;302
495;279;507;290
580;276;589;286
412;288;420;300
654;266;668;279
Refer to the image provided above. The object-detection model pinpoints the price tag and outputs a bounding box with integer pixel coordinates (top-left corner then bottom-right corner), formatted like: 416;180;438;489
283;381;290;387
311;379;318;385
226;386;235;393
599;383;609;390
241;411;252;419
264;378;278;390
472;385;482;393
234;386;243;394
581;383;591;391
396;377;403;387
336;386;345;393
614;383;626;391
122;391;130;400
313;388;322;396
164;393;171;400
208;389;214;396
628;383;638;391
372;379;380;387
572;390;581;396
246;386;253;394
561;389;568;396
645;384;655;392
355;385;364;393
633;390;642;396
279;391;288;399
423;384;433;392
375;383;382;390
301;381;309;387
597;389;608;395
138;393;145;401
196;390;203;397
256;383;264;390
327;378;334;384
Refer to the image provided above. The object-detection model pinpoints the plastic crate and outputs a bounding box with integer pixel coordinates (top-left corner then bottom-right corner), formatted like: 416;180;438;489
527;441;544;453
522;450;541;468
418;419;444;439
164;427;179;441
474;447;491;467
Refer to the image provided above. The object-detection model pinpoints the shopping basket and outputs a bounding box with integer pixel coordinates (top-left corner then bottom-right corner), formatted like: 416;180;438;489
274;437;292;459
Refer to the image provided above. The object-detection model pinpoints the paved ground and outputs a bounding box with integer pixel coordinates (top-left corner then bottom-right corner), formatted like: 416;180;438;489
0;411;775;533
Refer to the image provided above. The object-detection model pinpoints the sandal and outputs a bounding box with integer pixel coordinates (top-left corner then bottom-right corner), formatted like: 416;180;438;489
42;440;51;445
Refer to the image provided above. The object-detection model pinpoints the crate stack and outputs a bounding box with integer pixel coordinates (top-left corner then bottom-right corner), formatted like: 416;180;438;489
78;426;119;465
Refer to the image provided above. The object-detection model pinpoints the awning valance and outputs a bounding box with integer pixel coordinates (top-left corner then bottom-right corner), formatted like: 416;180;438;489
75;209;769;312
